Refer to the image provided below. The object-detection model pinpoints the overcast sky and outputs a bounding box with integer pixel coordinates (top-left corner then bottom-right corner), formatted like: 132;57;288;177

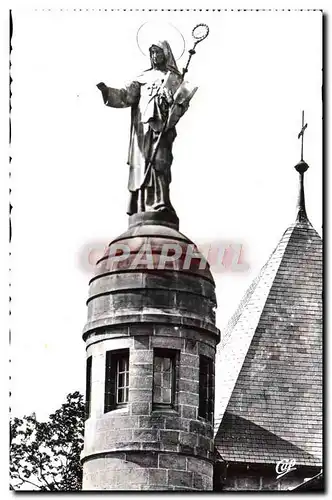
10;9;322;420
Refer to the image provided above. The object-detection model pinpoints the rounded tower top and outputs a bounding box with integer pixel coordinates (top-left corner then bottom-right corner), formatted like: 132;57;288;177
83;213;219;340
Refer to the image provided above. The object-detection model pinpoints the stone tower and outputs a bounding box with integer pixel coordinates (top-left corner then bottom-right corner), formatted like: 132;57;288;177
81;212;220;491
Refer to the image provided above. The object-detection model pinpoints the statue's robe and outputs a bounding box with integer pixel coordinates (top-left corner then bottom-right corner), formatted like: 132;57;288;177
98;41;197;215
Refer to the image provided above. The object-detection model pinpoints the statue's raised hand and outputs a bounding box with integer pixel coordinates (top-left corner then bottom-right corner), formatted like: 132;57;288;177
97;82;107;91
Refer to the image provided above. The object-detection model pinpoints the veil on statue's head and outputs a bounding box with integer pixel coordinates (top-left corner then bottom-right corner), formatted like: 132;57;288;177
148;40;181;75
136;22;184;76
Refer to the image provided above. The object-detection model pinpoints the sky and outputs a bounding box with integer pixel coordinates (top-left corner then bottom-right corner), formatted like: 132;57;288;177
10;8;322;421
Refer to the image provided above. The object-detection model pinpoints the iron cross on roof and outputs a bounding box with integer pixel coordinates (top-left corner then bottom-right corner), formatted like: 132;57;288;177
298;110;308;161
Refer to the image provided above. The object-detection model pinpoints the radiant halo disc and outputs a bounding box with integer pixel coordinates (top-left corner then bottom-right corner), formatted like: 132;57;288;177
136;22;185;60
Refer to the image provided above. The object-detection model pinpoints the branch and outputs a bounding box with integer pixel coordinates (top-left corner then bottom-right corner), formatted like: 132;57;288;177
39;465;53;490
59;454;68;471
13;472;42;491
51;475;63;488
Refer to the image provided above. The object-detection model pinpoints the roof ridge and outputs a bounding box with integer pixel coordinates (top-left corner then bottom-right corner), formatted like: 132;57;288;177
220;224;295;348
214;224;297;433
219;218;321;350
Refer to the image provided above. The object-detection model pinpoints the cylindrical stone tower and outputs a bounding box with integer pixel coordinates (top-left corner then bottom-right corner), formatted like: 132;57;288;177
81;212;220;491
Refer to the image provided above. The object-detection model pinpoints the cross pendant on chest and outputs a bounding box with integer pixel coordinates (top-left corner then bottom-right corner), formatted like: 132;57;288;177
147;81;161;97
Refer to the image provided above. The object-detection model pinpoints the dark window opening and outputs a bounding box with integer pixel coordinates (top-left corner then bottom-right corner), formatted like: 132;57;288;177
85;355;92;420
153;348;176;409
104;349;129;413
199;355;213;422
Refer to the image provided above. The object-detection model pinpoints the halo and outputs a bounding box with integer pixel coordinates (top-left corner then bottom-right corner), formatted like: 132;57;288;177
136;22;185;60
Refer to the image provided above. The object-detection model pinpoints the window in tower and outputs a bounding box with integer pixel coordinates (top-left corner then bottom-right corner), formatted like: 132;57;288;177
85;355;92;420
104;349;129;413
198;355;214;422
153;349;176;409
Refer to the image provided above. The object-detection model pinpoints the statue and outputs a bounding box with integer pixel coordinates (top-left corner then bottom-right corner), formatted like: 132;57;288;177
97;25;209;217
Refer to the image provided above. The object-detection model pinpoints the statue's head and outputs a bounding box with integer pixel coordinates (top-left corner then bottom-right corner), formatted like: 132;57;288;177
149;44;167;69
148;41;181;75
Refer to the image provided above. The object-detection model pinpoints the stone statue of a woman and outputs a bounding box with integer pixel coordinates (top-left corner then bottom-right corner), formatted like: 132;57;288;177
97;40;197;217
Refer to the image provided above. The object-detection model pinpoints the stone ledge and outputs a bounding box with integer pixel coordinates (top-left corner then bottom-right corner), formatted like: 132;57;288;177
128;211;179;230
81;444;216;464
83;315;220;341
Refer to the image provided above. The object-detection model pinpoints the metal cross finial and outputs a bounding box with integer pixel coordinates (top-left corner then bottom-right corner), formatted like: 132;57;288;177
298;110;308;161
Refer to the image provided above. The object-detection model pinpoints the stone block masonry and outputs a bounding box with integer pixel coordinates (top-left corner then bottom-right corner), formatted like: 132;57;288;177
82;220;220;490
82;328;217;490
83;452;213;491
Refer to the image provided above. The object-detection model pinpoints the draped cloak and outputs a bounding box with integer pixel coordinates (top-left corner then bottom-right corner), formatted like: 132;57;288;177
99;40;197;214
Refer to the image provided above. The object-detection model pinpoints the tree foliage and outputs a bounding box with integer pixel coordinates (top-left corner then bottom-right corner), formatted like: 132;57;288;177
10;391;85;491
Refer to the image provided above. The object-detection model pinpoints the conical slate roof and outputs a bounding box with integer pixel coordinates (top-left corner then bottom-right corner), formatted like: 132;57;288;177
214;167;322;466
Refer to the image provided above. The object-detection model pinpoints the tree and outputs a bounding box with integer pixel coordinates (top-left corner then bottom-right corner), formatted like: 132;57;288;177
10;391;85;491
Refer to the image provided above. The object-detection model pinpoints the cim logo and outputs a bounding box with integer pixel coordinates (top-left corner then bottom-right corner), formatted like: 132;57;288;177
275;459;297;480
